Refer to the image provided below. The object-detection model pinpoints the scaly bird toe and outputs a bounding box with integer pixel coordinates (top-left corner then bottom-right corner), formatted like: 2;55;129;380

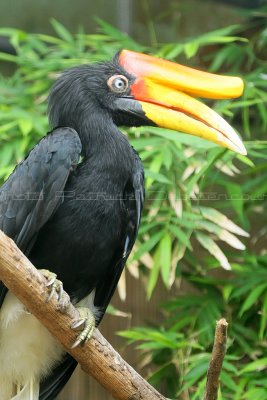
39;269;69;312
71;307;95;348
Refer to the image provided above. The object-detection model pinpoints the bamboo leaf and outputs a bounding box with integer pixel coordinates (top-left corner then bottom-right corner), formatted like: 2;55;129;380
160;234;172;287
259;292;267;340
50;19;74;43
198;207;249;237
134;231;163;260
145;153;164;189
239;283;267;317
18;119;33;136
169;225;192;250
147;246;161;299
195;232;231;270
195;220;246;250
239;357;267;374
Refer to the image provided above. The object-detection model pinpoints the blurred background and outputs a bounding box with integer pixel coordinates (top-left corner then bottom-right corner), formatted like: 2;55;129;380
0;0;267;399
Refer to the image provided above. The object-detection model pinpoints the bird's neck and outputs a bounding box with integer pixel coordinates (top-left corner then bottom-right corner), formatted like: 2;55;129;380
78;112;131;163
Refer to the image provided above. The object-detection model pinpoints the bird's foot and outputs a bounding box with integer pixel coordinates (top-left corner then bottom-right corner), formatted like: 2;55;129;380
39;269;70;312
71;307;95;348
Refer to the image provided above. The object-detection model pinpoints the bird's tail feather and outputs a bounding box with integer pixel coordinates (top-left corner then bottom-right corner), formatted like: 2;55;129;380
11;380;39;400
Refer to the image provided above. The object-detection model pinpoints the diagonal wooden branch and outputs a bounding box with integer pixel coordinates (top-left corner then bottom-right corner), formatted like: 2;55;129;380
0;228;228;400
0;230;166;400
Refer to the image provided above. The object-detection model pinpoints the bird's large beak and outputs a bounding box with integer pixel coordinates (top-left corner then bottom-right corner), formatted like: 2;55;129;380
119;50;246;155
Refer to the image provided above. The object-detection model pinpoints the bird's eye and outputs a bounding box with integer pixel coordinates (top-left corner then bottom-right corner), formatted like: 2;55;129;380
107;75;129;93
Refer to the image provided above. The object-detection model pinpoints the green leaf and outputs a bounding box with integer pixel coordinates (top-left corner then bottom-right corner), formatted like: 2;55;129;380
147;245;161;299
95;18;143;51
145;170;171;187
50;19;74;43
162;146;173;170
186;150;224;196
0;52;18;62
226;182;245;222
160;234;172;287
169;224;192;250
106;304;130;318
195;232;231;270
259;292;267;340
198;207;249;237
240;357;267;374
236;154;255;167
145;153;164;189
183;361;208;388
0;121;18;134
239;283;267;317
220;370;238;391
195;220;246;250
18;119;33;136
134;231;163;260
138;126;215;149
244;388;267;400
184;42;199;58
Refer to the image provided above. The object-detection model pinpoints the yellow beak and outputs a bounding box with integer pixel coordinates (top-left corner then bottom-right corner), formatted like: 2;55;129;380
119;50;246;155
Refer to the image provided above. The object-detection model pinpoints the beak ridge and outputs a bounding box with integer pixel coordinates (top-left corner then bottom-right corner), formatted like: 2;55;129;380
119;50;246;155
120;49;244;99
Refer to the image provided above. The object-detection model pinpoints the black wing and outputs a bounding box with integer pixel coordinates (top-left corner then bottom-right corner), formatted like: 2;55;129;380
0;127;82;306
94;150;145;323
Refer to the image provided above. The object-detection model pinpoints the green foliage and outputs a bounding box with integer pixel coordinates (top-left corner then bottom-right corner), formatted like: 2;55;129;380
120;255;267;399
119;10;267;398
0;12;267;400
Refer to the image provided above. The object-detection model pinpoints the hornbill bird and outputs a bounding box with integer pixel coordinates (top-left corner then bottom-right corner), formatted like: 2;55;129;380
0;49;246;399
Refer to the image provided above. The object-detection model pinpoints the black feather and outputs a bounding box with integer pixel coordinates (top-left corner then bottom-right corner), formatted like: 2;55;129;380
0;127;81;306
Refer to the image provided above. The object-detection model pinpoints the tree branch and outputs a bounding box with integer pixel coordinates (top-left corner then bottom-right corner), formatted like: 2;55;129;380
0;229;228;400
0;230;166;400
204;318;228;400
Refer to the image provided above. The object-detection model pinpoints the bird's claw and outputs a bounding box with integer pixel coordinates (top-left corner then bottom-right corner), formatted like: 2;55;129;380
39;269;69;311
71;307;95;348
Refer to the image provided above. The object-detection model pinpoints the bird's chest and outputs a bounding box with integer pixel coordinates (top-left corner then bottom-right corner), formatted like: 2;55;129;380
29;170;129;298
62;174;127;241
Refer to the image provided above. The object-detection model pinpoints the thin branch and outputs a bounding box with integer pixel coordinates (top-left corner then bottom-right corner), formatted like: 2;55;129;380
204;318;228;400
0;230;167;400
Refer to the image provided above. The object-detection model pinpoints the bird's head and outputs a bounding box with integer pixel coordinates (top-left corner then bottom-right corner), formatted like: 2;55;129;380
49;49;246;155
